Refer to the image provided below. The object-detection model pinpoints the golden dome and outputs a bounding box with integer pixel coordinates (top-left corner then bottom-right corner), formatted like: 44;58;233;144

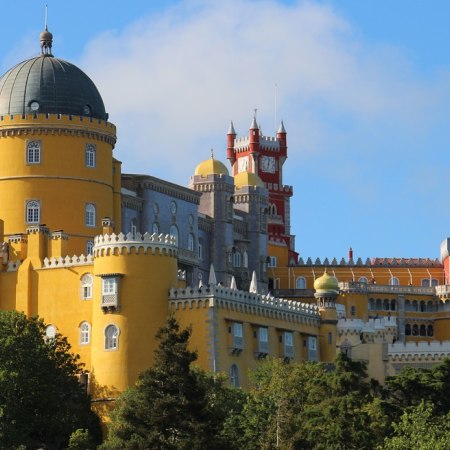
194;158;229;176
314;271;339;292
234;171;265;189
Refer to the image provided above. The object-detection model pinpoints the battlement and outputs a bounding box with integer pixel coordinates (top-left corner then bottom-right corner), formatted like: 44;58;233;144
389;340;450;360
266;183;293;194
94;232;177;257
297;256;442;267
234;134;281;152
338;317;397;334
0;113;116;144
42;254;93;269
169;284;320;321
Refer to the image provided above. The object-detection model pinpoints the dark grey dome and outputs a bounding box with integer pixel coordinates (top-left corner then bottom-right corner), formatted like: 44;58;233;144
0;55;108;120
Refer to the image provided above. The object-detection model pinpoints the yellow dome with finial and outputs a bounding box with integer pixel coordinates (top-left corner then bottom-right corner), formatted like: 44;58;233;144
314;271;339;292
234;171;265;189
194;149;229;176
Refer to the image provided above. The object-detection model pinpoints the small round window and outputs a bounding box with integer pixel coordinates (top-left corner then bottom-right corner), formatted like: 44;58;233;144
29;101;40;111
83;105;91;115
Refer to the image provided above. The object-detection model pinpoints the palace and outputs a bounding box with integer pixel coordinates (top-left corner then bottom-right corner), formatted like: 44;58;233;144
1;28;450;422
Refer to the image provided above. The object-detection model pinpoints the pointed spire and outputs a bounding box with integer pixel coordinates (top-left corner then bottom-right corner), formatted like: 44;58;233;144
40;4;53;56
210;148;214;159
199;279;203;288
228;120;236;135
208;264;217;285
249;270;258;293
250;109;258;129
277;120;286;133
230;276;237;290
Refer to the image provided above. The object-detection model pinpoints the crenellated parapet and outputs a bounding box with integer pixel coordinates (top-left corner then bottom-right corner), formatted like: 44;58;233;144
389;340;450;362
234;134;281;152
42;254;93;269
169;285;320;325
0;113;116;146
338;317;397;336
297;256;442;268
94;232;177;257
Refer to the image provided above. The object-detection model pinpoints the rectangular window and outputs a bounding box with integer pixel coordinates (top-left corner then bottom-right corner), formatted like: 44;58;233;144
328;332;332;345
102;278;117;295
85;203;96;227
308;336;317;361
268;256;277;268
284;331;294;358
232;322;243;349
258;327;269;353
27;140;41;164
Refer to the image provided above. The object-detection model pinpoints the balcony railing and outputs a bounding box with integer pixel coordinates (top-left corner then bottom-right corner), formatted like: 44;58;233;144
339;281;435;295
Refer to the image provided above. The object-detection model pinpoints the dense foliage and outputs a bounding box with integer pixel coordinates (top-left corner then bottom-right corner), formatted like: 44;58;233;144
0;310;101;450
104;316;450;449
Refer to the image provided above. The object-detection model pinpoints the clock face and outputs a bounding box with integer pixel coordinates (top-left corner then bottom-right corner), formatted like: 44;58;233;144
170;201;177;214
237;156;249;173
261;156;276;173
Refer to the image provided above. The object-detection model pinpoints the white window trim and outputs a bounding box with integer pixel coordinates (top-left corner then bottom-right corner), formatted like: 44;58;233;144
104;324;120;351
26;200;40;224
102;277;117;295
80;322;91;345
26;140;41;164
85;203;96;227
85;143;96;168
80;273;93;300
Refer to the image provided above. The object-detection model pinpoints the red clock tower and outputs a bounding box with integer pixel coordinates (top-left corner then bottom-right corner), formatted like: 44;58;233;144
226;116;297;262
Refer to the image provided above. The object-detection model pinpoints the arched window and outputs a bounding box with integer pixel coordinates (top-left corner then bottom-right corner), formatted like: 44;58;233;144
105;324;119;350
80;274;93;300
383;299;390;311
412;300;418;312
412;324;418;336
375;298;382;310
358;276;368;283
427;301;434;312
169;225;179;246
389;277;399;286
421;279;430;287
188;233;195;252
242;251;248;268
419;325;426;336
350;305;356;317
405;324;411;336
369;298;375;310
86;240;94;255
427;325;434;336
420;301;426;312
85;143;96;168
296;277;307;289
80;322;91;345
27;140;41;164
85;203;96;227
26;200;40;224
390;299;396;311
233;250;241;267
45;325;56;340
230;364;240;388
152;222;159;235
405;300;411;311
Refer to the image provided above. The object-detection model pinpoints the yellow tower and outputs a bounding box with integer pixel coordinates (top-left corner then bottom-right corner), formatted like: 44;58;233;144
314;271;339;362
0;29;118;256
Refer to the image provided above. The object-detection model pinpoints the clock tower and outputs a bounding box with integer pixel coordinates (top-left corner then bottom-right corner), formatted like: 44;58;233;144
226;116;297;262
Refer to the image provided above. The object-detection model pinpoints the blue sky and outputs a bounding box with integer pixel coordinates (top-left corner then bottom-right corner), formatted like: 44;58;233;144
1;0;450;261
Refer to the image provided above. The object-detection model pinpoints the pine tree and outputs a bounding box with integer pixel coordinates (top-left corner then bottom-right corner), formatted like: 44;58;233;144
102;315;234;449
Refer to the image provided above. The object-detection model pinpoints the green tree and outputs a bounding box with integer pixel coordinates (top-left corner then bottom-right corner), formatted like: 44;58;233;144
102;315;238;449
0;310;101;449
381;402;450;450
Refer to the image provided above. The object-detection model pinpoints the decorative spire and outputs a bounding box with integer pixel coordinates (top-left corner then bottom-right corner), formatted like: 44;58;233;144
210;148;214;160
277;120;286;133
40;5;53;56
250;109;258;129
230;276;237;290
249;270;258;293
208;264;217;285
227;120;236;135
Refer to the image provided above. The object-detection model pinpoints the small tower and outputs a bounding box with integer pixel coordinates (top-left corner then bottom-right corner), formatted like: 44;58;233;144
314;271;339;363
226;121;236;166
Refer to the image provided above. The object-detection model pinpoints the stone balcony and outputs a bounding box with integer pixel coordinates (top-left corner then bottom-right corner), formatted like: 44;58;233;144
339;281;435;296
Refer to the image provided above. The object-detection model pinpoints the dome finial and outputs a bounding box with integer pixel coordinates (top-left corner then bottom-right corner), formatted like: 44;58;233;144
210;148;214;160
40;5;53;56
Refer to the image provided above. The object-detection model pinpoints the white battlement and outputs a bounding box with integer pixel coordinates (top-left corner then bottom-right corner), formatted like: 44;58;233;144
389;340;450;359
338;317;397;334
42;254;93;269
94;232;177;256
169;284;319;319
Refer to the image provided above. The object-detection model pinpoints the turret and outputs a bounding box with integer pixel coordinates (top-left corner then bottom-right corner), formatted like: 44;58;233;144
226;121;236;166
314;271;339;362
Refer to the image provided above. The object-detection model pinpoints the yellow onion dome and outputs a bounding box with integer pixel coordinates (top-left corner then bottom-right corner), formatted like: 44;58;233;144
234;171;265;189
194;158;229;176
314;271;339;292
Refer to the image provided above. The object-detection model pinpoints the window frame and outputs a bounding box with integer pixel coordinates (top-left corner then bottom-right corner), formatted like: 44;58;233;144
232;322;243;349
80;273;93;300
26;140;41;164
85;203;96;227
85;143;96;168
80;322;91;345
26;200;40;224
104;324;119;350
